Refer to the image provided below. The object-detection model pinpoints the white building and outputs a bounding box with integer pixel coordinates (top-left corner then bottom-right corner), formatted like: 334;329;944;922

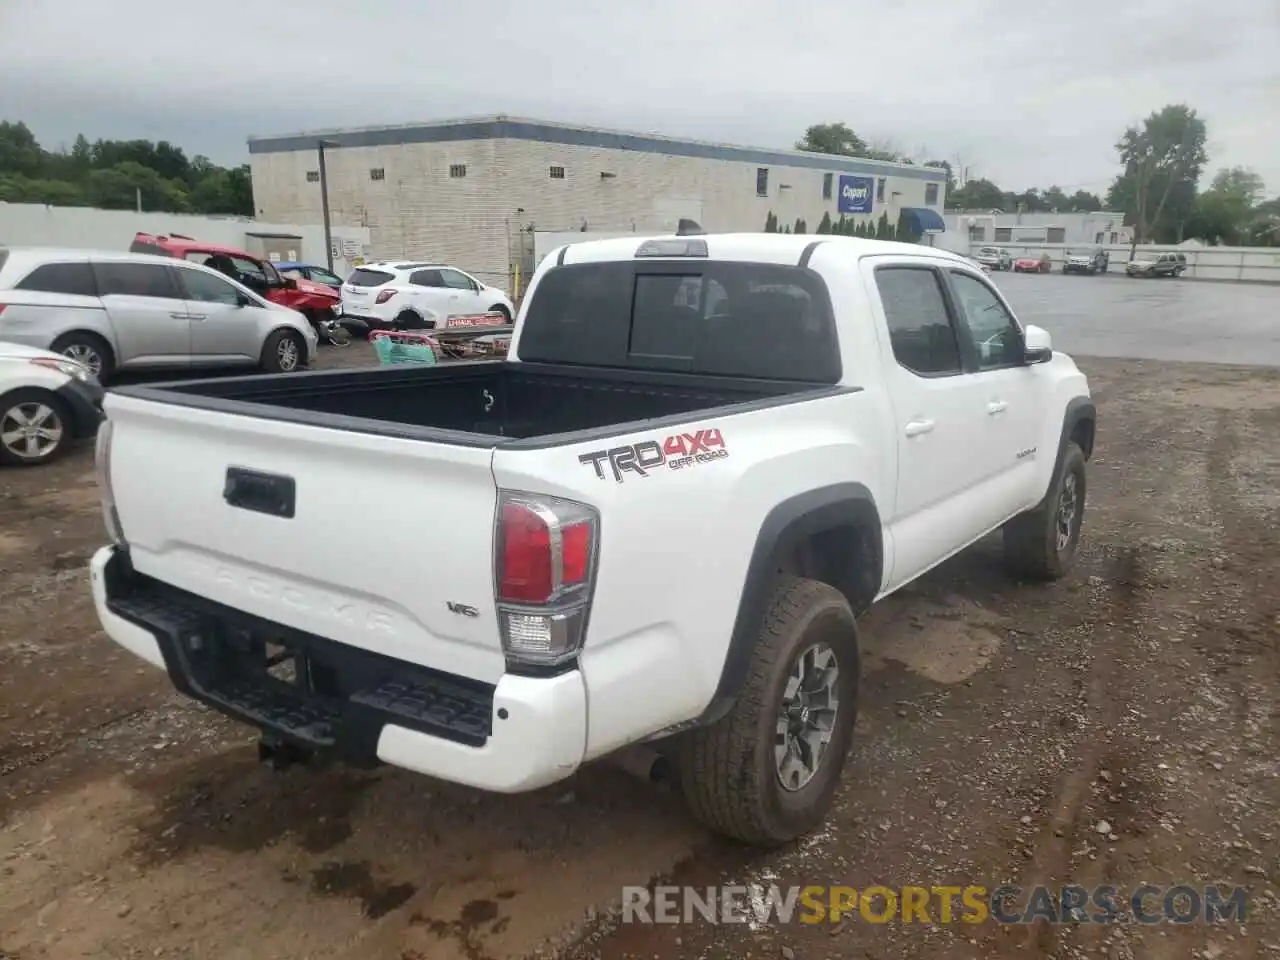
937;210;1131;254
247;115;948;290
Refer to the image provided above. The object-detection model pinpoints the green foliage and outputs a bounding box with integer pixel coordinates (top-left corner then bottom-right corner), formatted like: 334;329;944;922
795;123;868;157
794;218;806;234
0;119;254;215
1186;166;1271;245
763;211;778;233
816;211;832;234
1108;104;1208;245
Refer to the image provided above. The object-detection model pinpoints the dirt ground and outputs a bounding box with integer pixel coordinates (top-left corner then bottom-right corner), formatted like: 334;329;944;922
1;347;1277;960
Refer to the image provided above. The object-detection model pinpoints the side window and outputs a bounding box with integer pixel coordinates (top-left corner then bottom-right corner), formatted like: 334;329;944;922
874;266;962;376
948;271;1023;369
14;262;97;297
438;269;476;291
280;268;305;280
314;269;342;286
409;269;444;287
230;256;267;284
95;262;180;300
176;268;243;305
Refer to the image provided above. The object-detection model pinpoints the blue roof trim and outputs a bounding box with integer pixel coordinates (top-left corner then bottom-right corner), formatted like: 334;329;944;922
248;118;947;182
902;206;946;232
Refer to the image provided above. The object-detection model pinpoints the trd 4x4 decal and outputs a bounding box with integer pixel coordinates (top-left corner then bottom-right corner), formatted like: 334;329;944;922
579;428;728;483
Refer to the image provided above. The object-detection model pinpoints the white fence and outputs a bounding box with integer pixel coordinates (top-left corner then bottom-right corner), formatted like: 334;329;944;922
973;242;1280;284
0;203;372;278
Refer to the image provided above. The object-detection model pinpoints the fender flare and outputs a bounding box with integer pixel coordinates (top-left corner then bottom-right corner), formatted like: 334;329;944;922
693;482;882;727
1040;396;1096;507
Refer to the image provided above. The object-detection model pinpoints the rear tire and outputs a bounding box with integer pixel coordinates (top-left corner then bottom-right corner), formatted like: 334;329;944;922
0;388;72;467
261;329;305;373
676;576;859;846
51;332;114;382
488;304;512;322
396;309;431;331
1003;441;1087;581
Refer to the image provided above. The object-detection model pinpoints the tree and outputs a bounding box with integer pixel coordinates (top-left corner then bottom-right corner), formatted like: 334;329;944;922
0;120;254;216
946;178;1005;210
795;122;868;157
1186;167;1268;245
816;211;832;234
794;217;807;234
1109;104;1208;250
876;212;892;240
763;211;778;232
924;160;955;193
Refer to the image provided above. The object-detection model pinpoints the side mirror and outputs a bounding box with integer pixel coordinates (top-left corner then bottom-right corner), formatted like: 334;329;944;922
1023;323;1053;363
282;277;298;290
236;293;254;308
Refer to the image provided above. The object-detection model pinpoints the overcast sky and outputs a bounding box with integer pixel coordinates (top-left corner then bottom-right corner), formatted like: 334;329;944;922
1;0;1276;197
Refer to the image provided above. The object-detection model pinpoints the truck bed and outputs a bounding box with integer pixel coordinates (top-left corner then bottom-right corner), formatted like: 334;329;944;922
112;360;832;446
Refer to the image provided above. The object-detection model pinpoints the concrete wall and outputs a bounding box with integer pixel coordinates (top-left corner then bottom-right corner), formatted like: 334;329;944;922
0;203;372;278
250;137;945;291
983;242;1280;284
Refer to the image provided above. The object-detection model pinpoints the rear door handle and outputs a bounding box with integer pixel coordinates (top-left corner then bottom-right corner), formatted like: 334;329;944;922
169;311;189;320
188;314;207;322
987;400;1008;415
904;419;935;437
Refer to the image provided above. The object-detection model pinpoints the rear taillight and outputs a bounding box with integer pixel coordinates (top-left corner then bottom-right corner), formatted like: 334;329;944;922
0;304;6;316
494;492;599;669
94;419;126;546
375;289;396;304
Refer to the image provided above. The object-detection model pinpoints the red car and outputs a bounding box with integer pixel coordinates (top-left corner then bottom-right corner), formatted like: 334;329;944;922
1013;254;1052;274
129;233;340;332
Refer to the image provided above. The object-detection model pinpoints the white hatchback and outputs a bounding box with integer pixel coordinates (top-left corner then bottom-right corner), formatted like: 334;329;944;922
339;262;515;332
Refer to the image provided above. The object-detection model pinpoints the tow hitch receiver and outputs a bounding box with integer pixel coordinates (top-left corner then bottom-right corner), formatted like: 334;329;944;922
258;735;312;771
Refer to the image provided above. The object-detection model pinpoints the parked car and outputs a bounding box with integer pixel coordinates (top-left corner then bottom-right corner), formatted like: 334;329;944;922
277;262;345;294
1013;254;1052;273
340;262;516;333
130;234;341;335
972;246;1012;271
1125;252;1186;278
90;232;1094;846
1062;248;1109;275
0;340;103;466
0;247;318;382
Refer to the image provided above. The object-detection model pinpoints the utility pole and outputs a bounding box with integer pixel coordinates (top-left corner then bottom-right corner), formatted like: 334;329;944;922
317;139;338;272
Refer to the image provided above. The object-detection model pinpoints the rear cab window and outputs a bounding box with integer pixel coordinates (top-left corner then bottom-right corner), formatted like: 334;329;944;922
347;268;395;287
12;261;99;297
519;260;841;382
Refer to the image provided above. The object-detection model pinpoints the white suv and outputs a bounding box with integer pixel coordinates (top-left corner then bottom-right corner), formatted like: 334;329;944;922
339;262;515;333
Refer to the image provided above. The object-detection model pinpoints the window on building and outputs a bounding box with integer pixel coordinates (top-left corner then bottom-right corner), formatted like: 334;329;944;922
876;178;886;203
550;166;565;179
1110;232;1118;244
925;183;940;205
1046;227;1066;244
994;227;1012;242
1095;232;1105;244
369;168;385;181
968;225;986;241
822;173;833;200
756;168;769;197
449;164;466;178
305;171;319;183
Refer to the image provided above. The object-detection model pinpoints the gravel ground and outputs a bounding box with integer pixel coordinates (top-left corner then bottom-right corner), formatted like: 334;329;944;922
0;342;1277;960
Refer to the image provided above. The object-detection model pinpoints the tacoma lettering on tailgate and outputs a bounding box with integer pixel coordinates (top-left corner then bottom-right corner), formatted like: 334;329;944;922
578;428;728;483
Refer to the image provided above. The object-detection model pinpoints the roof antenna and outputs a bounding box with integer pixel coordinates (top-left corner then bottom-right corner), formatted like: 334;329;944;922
676;218;704;236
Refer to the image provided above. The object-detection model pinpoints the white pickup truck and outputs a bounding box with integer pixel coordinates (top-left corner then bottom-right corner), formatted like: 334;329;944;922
89;232;1095;846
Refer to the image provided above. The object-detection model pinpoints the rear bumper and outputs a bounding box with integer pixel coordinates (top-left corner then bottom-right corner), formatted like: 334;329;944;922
89;545;587;792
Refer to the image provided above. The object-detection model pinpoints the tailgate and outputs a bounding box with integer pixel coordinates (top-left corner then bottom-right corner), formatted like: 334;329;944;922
104;393;505;684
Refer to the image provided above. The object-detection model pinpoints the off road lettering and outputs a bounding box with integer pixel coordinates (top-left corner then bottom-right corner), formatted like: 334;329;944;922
579;430;728;482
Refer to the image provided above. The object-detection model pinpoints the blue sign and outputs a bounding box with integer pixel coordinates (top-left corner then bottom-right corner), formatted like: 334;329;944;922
837;175;874;214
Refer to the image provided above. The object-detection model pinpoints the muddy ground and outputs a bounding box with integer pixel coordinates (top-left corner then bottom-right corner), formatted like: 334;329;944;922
0;348;1276;960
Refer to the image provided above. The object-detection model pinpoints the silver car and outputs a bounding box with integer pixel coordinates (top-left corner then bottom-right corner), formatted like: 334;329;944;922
0;247;318;382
